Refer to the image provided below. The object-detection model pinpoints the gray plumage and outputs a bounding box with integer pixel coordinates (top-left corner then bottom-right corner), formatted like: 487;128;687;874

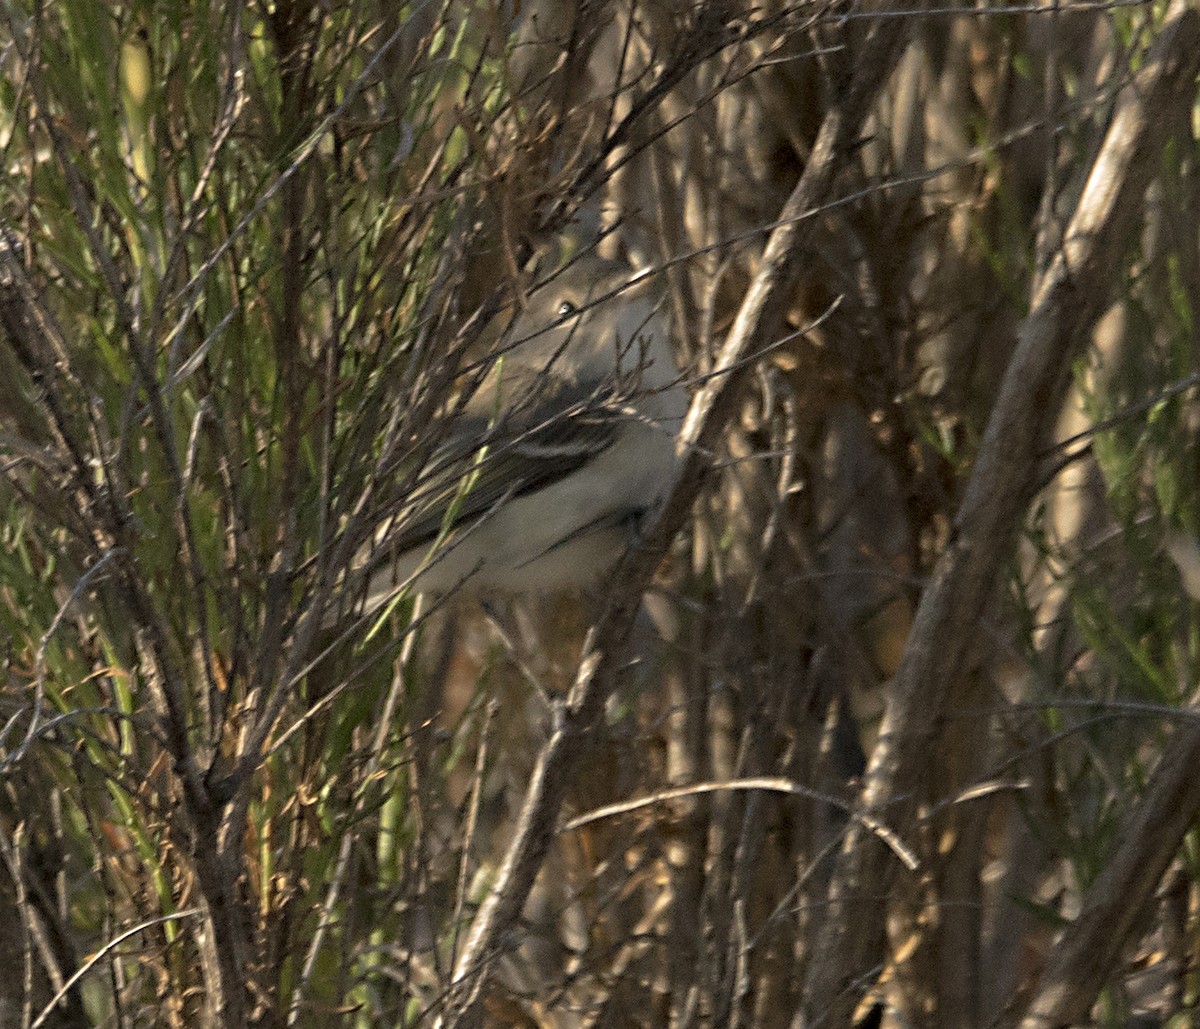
356;256;684;610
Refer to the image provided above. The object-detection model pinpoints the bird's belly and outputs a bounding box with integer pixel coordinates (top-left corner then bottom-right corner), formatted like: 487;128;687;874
398;426;673;596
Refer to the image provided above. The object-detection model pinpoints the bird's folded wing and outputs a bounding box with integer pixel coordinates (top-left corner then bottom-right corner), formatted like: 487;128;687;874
365;381;626;564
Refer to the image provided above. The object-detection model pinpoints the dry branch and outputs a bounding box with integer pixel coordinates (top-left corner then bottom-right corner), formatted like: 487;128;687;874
438;6;915;1022
1007;698;1200;1027
802;1;1200;1022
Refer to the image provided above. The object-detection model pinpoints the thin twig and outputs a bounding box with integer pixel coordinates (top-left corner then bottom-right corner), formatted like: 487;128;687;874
30;909;204;1029
565;777;918;870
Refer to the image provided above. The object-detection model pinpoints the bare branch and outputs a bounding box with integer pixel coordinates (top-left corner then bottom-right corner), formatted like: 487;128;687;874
803;1;1200;1021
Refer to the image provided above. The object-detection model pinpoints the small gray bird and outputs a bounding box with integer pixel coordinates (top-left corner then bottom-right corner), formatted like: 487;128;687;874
355;256;685;611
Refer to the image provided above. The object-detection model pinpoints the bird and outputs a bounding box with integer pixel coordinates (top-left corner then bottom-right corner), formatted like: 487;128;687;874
352;254;685;614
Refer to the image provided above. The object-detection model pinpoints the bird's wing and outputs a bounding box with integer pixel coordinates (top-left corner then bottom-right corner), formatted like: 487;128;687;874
368;377;626;559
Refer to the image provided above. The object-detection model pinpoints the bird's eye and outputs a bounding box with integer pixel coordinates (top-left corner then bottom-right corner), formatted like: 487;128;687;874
557;300;577;319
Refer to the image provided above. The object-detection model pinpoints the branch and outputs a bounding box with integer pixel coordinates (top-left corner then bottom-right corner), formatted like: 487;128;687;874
438;6;915;1023
802;1;1200;1021
1006;700;1200;1027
